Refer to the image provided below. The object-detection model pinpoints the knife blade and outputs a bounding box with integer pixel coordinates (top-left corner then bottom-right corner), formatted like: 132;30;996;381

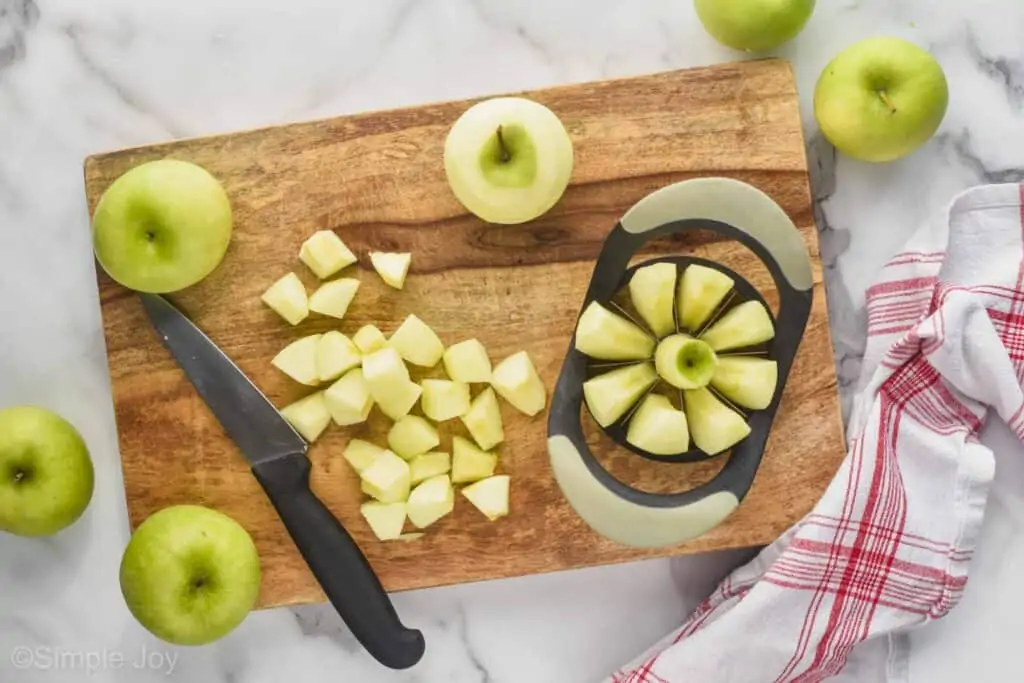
139;293;425;670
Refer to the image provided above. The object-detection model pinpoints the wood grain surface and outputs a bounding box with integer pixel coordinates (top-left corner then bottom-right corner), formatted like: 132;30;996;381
83;59;847;610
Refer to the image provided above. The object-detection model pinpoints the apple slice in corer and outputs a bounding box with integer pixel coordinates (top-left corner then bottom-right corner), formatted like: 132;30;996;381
451;436;497;484
279;391;332;443
299;230;357;280
360;502;407;541
360;450;411;504
308;278;360;320
361;347;422;420
654;334;718;390
699;300;775;352
421;379;471;422
678;264;734;333
460;386;504;450
491;350;546;416
461;475;510;521
324;368;373;426
271;334;321;386
583;362;657;428
370;252;411;290
388;314;445;368
574;301;655;361
626;393;690;455
317;331;361;383
406;474;454;529
683;387;751;455
387;415;440;460
710;357;779;410
628;262;677;338
261;272;309;326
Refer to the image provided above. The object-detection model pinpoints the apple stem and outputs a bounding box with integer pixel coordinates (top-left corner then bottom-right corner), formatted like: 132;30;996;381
495;125;511;163
877;90;897;114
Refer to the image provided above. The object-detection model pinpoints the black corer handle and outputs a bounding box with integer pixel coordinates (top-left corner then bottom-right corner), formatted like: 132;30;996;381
252;453;425;670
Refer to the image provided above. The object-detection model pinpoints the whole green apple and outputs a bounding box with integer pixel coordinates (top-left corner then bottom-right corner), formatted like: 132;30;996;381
0;406;94;537
92;159;233;293
814;37;949;163
694;0;816;52
119;504;261;646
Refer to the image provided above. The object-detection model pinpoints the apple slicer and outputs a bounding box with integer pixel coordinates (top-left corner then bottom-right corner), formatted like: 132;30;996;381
547;177;814;549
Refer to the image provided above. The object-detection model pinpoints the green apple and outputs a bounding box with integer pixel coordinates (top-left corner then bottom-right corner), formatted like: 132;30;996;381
119;504;261;646
694;0;815;52
814;37;949;163
444;96;574;224
92;159;233;293
0;406;94;537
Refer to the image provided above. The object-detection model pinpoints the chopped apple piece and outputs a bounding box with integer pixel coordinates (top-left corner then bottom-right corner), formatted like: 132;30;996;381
583;362;657;428
261;272;309;325
460;386;504;450
406;474;454;529
461;475;510;521
360;450;411;504
699;300;775;352
370;251;411;290
491;350;546;416
317;331;361;383
353;324;387;354
451;436;498;484
361;347;422;419
360;501;406;541
388;314;445;367
299;230;357;280
710;357;779;410
409;451;451;485
683;387;751;455
443;339;492;383
628;262;677;338
324;368;374;426
574;301;655;361
308;278;360;320
387;415;440;459
678;264;734;332
654;334;718;390
626;393;690;455
271;334;322;386
343;438;384;474
421;379;470;422
280;391;331;443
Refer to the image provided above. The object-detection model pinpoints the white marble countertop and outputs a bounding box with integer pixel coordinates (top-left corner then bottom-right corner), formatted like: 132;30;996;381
3;1;1024;681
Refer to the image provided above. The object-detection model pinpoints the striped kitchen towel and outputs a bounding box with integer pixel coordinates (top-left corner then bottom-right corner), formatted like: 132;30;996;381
607;182;1024;683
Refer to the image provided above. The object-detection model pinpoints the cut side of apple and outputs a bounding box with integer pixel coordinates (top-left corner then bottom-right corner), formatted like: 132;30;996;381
461;475;510;521
387;314;445;368
262;272;309;326
460;386;504;450
279;391;332;443
574;301;655;361
387;415;440;460
628;262;677;338
683;387;752;456
353;324;387;354
491;350;546;416
421;379;470;422
309;278;360;320
443;338;492;383
380;381;423;421
370;252;411;290
299;230;357;280
324;368;374;426
626;393;690;455
406;474;454;529
360;450;411;504
271;334;322;386
678;264;734;333
451;435;498;484
343;439;384;474
317;331;361;383
710;357;779;410
362;347;422;420
409;451;451;485
360;501;406;541
699;300;775;352
654;334;718;390
583;362;657;428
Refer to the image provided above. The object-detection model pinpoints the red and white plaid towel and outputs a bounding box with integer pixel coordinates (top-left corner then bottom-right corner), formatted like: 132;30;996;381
607;183;1024;683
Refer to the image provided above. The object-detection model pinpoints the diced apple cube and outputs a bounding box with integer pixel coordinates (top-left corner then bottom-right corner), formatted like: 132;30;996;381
381;381;423;421
409;451;451;485
360;501;407;541
442;339;492;383
387;314;445;367
261;272;309;325
317;331;361;383
299;230;357;280
406;474;454;529
490;350;546;416
271;334;322;386
421;379;470;422
361;347;421;419
324;368;374;426
343;438;384;474
279;391;331;443
359;450;411;504
461;475;510;521
460;386;504;450
451;435;497;484
308;278;360;320
370;251;411;290
387;415;440;460
353;324;387;354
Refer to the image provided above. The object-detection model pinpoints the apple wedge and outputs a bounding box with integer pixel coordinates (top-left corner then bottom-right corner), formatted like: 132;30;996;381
279;392;332;443
626;393;690;455
360;450;411;504
388;314;445;368
678;264;733;333
443;339;492;383
343;439;384;474
460;386;504;450
628;262;677;338
360;502;406;541
309;278;360;320
683;387;751;455
261;272;309;326
361;347;422;420
710;357;779;410
387;415;440;460
353;324;387;354
574;301;655;361
299;230;357;280
699;300;775;352
409;451;451;485
491;350;546;416
654;334;718;390
406;474;454;529
421;379;470;422
461;475;510;521
451;436;497;484
583;362;657;428
317;331;361;383
271;334;321;386
370;252;411;290
324;368;374;426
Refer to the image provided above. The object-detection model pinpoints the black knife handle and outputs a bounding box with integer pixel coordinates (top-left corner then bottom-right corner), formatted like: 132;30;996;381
251;453;425;669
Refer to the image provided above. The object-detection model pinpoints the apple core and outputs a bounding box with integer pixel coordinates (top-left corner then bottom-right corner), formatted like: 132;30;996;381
655;335;719;389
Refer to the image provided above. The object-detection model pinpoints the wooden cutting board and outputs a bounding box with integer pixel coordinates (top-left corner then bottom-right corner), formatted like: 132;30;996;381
84;58;846;610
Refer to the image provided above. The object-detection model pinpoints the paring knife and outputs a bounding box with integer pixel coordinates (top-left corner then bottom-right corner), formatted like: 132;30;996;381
139;293;425;670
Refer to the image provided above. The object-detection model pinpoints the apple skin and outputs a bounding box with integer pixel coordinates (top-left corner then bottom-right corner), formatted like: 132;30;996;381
694;0;815;52
0;406;94;537
119;504;261;646
814;37;949;163
92;159;233;293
